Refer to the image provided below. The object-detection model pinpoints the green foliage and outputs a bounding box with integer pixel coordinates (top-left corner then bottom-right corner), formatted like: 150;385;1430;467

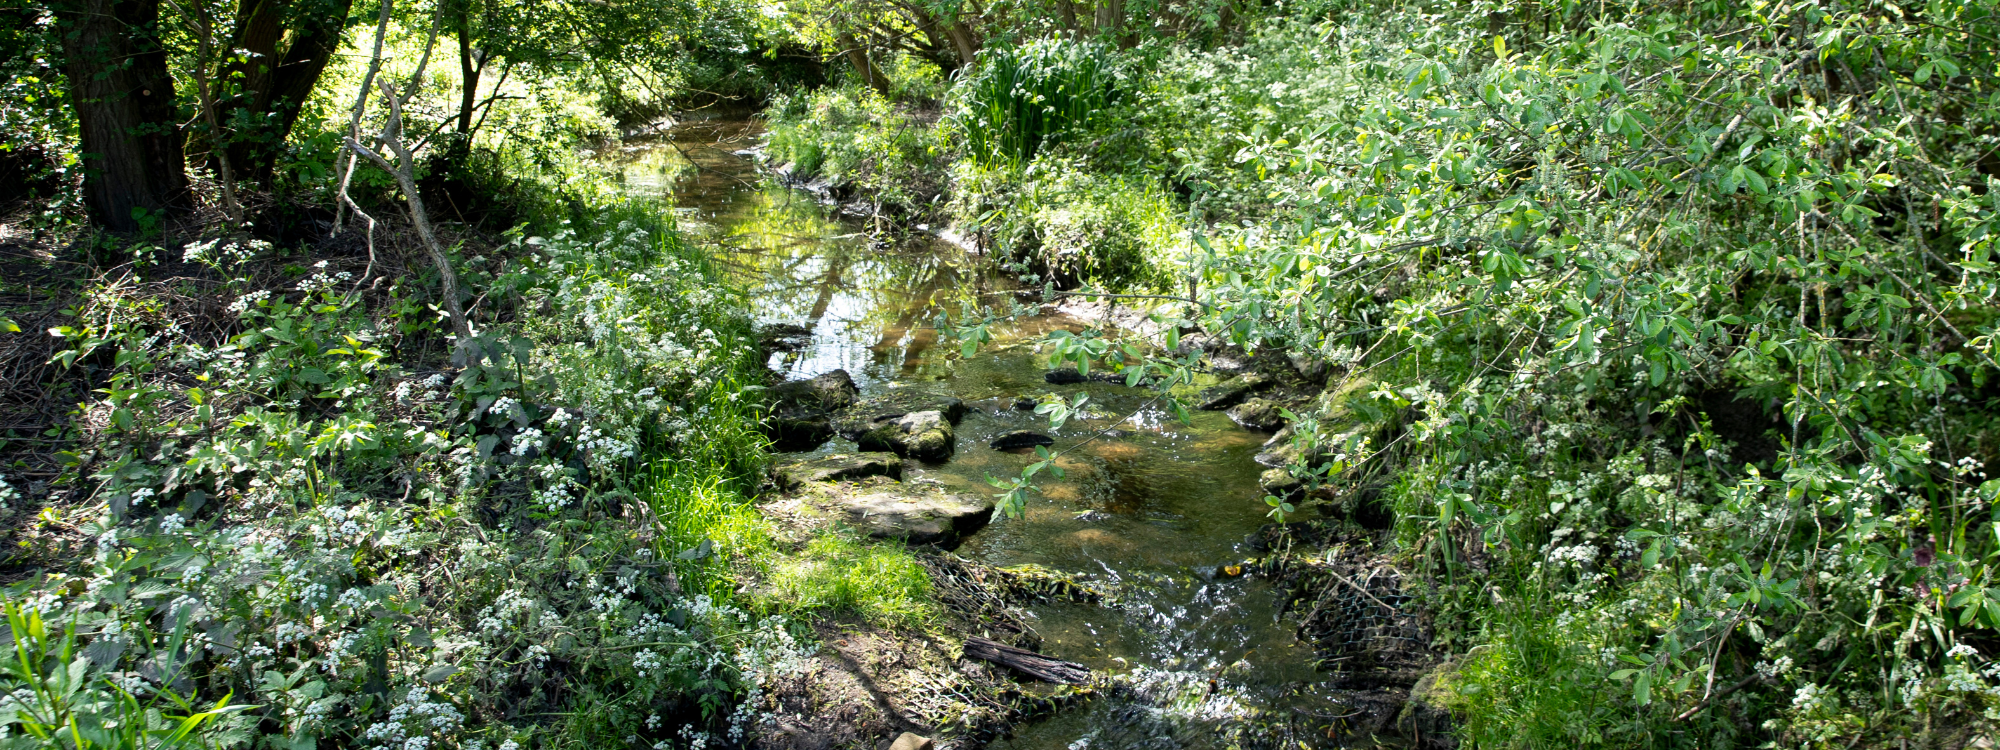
17;200;819;748
933;0;2000;742
0;603;252;749
763;84;951;214
951;38;1118;168
951;155;1182;289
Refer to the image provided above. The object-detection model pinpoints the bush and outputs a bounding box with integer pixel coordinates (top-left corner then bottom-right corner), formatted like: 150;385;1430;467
2;196;931;748
762;85;951;216
952;156;1184;290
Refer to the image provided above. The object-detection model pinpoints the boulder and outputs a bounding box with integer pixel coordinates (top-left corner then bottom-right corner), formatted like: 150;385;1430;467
833;389;967;437
1260;467;1305;499
990;430;1055;451
1010;396;1038;411
772;452;902;491
832;483;994;547
765;370;860;451
856;410;955;462
1196;372;1270;411
1227;397;1288;432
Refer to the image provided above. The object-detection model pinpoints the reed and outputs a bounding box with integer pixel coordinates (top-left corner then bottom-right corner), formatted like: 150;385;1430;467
954;38;1117;167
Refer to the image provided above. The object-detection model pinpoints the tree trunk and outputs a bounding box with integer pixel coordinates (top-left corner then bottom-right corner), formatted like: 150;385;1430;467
837;32;890;95
944;20;981;68
219;0;355;185
454;0;481;134
1093;0;1124;42
57;0;188;232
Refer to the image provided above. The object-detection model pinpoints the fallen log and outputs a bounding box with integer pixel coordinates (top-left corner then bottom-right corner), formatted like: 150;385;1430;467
962;637;1092;685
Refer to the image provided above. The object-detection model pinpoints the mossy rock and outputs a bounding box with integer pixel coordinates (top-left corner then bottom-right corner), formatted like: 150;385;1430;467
1228;397;1288;431
832;388;967;438
855;410;955;462
765;369;860;451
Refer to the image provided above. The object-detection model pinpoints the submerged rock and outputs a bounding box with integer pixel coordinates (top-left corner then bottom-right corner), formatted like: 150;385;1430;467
757;322;815;353
1227;397;1288;431
764;369;860;451
1010;396;1038;411
832;483;993;547
856;410;955;462
990;430;1055;451
1196;372;1270;410
771;452;902;490
1044;367;1142;386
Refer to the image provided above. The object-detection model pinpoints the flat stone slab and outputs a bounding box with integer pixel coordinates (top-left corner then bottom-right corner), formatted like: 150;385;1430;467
834;483;993;548
1197;372;1270;411
772;452;902;490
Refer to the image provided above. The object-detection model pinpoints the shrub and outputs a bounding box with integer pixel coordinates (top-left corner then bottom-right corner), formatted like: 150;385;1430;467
762;85;951;216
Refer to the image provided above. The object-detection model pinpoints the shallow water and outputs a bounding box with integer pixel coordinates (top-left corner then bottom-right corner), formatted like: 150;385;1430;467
616;118;1358;749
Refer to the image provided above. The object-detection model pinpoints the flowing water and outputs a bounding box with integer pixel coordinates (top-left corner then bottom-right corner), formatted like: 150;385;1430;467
611;118;1367;749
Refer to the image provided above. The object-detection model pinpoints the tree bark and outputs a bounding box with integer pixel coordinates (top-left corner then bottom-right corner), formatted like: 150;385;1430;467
943;20;981;68
1092;0;1123;42
57;0;188;232
962;638;1091;684
837;31;890;95
454;0;481;134
219;0;355;185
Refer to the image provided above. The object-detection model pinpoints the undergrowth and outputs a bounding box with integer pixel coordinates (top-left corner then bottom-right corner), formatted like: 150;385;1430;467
0;190;932;748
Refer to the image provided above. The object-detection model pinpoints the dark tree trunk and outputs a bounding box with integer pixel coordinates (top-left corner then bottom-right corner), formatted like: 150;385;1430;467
455;1;481;135
219;0;354;185
1093;0;1124;42
57;0;188;232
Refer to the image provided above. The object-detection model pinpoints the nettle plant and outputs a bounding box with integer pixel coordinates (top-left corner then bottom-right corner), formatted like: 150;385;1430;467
962;0;2000;742
10;211;801;749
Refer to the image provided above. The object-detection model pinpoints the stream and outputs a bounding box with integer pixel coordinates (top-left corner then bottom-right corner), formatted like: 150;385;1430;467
611;117;1362;749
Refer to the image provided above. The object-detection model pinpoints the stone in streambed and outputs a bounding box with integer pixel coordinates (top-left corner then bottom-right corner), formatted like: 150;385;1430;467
756;322;815;353
833;389;967;436
1228;397;1288;432
833;483;993;548
1196;372;1270;410
1260;467;1305;499
856;410;955;462
1044;367;1142;385
991;430;1055;451
764;369;860;451
771;452;902;491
